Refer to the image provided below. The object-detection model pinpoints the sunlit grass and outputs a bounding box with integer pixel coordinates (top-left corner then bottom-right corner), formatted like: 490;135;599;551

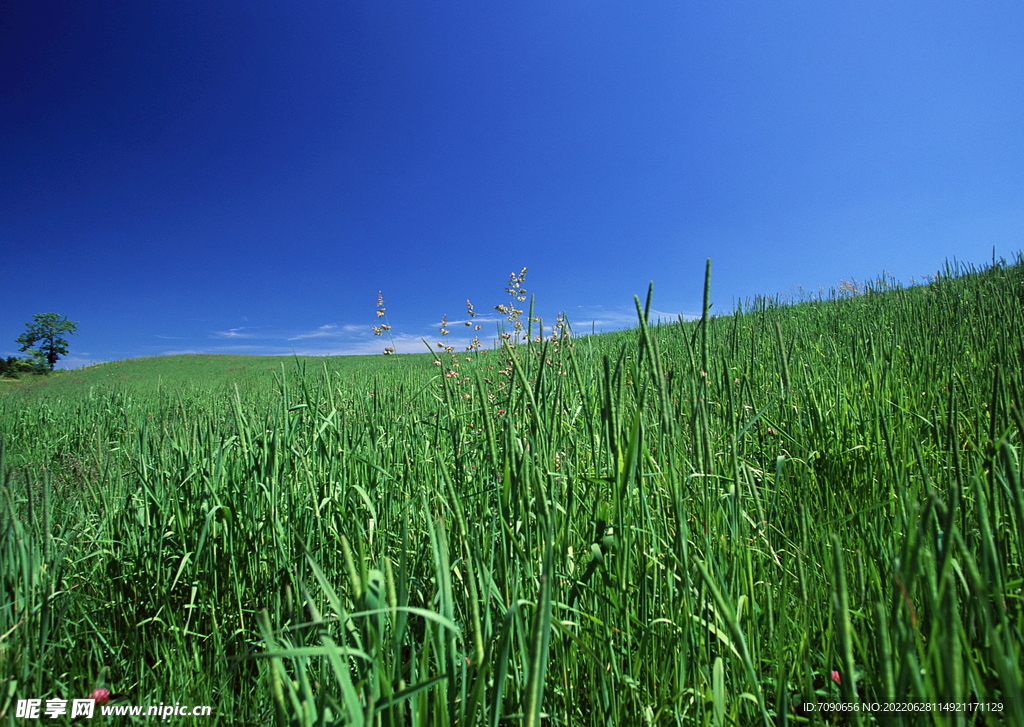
1;255;1022;725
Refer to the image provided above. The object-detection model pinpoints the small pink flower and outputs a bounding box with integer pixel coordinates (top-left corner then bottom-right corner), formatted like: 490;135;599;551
91;688;111;705
497;409;506;415
831;670;841;684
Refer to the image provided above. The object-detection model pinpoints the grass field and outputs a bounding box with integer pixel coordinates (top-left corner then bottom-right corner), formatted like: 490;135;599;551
2;257;1022;725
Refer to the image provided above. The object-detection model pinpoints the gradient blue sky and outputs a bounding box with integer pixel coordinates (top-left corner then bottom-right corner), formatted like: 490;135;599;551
3;1;1022;367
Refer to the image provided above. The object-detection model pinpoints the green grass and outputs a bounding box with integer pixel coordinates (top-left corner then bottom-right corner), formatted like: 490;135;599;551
1;256;1022;725
0;352;439;399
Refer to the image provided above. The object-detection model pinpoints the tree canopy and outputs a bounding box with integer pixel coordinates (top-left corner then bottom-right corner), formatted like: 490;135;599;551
16;313;79;370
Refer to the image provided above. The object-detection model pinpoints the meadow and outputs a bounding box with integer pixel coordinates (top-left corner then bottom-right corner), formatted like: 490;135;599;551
1;257;1022;725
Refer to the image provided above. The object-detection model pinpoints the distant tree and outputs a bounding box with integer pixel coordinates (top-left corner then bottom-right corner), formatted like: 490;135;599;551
16;313;79;371
0;355;40;379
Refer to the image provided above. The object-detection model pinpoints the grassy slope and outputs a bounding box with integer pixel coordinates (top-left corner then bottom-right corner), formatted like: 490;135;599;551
1;257;1022;726
1;352;437;398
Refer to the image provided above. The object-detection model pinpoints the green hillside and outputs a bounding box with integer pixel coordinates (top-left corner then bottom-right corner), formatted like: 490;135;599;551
0;351;437;397
2;256;1022;725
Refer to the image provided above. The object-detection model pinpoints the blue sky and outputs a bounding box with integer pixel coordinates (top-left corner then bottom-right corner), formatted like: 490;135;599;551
2;1;1022;367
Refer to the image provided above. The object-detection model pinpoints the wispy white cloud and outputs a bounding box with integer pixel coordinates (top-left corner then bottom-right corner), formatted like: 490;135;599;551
153;313;658;361
155;335;440;358
287;324;344;341
433;314;502;328
211;327;256;339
